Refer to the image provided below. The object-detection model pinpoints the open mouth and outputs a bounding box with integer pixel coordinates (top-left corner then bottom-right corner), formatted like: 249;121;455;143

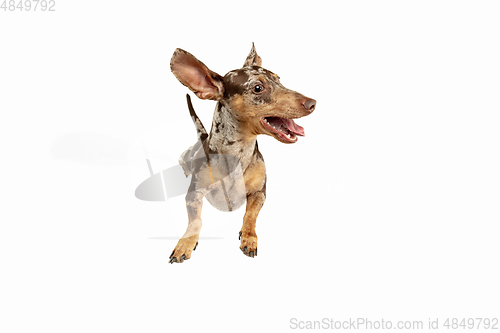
260;116;305;143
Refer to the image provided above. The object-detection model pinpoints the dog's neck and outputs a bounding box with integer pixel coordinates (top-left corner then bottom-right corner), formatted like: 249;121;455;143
208;102;257;171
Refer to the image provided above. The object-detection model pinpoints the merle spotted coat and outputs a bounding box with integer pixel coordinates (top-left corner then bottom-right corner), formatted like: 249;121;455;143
169;44;315;263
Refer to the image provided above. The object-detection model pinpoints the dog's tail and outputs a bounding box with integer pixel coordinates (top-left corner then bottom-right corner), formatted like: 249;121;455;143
186;94;208;143
179;94;209;177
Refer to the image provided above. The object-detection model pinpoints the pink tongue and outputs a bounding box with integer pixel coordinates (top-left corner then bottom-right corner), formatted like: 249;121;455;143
282;118;305;136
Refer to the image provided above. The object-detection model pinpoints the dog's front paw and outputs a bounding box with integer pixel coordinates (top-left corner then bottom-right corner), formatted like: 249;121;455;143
169;234;199;264
239;231;257;258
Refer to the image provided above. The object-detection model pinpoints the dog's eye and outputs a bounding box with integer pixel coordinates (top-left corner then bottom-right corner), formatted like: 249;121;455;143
253;84;264;93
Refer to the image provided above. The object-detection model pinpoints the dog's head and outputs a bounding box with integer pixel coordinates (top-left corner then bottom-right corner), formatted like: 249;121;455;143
171;44;315;144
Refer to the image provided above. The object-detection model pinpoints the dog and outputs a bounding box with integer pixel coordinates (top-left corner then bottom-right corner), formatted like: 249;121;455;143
168;43;315;263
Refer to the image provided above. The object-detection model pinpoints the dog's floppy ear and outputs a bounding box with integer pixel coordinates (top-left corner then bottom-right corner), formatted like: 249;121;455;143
243;42;262;67
170;48;225;100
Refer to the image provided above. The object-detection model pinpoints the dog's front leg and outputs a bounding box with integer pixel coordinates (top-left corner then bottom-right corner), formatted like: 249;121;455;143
169;190;204;263
239;190;265;258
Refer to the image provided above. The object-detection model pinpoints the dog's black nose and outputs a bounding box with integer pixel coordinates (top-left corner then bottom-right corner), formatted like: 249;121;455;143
303;99;316;112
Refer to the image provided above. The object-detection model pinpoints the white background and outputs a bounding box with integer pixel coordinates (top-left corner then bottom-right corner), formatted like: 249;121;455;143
1;1;499;332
